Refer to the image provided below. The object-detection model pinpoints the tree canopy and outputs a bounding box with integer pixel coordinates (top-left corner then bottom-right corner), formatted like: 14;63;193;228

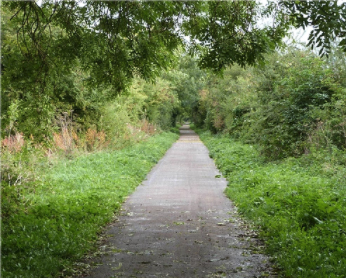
3;1;345;90
1;0;345;138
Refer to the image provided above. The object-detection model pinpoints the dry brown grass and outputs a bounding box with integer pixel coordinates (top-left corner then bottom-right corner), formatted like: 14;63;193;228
140;119;157;135
85;128;108;151
1;132;25;153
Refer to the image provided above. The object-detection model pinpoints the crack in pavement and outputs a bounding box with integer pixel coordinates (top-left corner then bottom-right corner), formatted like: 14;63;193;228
81;125;275;278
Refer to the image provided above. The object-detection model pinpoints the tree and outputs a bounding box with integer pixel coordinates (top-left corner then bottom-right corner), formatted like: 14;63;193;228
277;0;346;57
1;5;107;139
2;1;345;138
162;53;206;118
3;1;345;86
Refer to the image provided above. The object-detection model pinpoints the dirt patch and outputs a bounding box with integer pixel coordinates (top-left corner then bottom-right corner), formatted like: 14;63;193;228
80;126;275;278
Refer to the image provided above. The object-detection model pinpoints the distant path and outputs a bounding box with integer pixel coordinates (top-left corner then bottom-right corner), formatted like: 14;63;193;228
82;125;273;278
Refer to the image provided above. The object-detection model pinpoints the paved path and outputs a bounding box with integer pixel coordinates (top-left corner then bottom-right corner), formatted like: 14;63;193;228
82;126;273;278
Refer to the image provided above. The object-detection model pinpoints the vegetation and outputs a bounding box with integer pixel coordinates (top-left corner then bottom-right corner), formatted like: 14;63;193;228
198;131;346;277
2;132;178;278
2;1;346;277
194;47;346;160
2;0;345;140
192;42;346;277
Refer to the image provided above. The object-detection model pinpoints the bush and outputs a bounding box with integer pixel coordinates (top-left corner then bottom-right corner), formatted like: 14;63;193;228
195;49;346;160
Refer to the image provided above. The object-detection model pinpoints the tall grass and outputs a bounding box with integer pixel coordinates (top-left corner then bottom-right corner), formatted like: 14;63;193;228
198;130;346;278
1;132;179;278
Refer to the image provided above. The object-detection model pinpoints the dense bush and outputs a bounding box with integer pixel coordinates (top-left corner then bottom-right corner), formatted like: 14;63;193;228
193;65;257;135
195;49;346;160
249;52;344;158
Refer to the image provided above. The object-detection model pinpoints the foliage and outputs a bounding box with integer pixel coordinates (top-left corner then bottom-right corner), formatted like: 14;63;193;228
249;51;344;159
4;0;345;96
139;78;181;130
277;0;346;56
2;1;183;89
1;5;90;139
195;48;346;159
1;2;184;139
198;130;346;278
1;132;179;278
1;4;180;146
2;0;345;142
1;2;180;139
162;53;206;119
193;65;257;134
187;1;286;71
99;88;149;149
2;2;346;277
326;42;346;87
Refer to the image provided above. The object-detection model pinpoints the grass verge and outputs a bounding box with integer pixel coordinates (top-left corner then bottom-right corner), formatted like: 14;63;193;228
2;132;179;278
198;130;346;278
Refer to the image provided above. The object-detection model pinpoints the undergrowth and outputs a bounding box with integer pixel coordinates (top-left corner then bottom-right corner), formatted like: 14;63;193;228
2;132;178;278
198;130;346;278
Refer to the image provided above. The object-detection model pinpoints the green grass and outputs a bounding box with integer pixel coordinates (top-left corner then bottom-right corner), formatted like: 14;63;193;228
198;130;346;278
2;132;179;278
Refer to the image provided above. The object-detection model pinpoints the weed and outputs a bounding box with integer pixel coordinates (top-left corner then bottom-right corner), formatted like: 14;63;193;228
2;132;25;153
198;130;346;278
1;132;178;278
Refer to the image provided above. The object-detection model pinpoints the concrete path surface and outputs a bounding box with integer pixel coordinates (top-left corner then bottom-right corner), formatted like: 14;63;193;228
82;125;273;278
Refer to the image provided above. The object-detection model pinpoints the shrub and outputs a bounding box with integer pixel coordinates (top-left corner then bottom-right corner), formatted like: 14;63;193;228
195;49;346;160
